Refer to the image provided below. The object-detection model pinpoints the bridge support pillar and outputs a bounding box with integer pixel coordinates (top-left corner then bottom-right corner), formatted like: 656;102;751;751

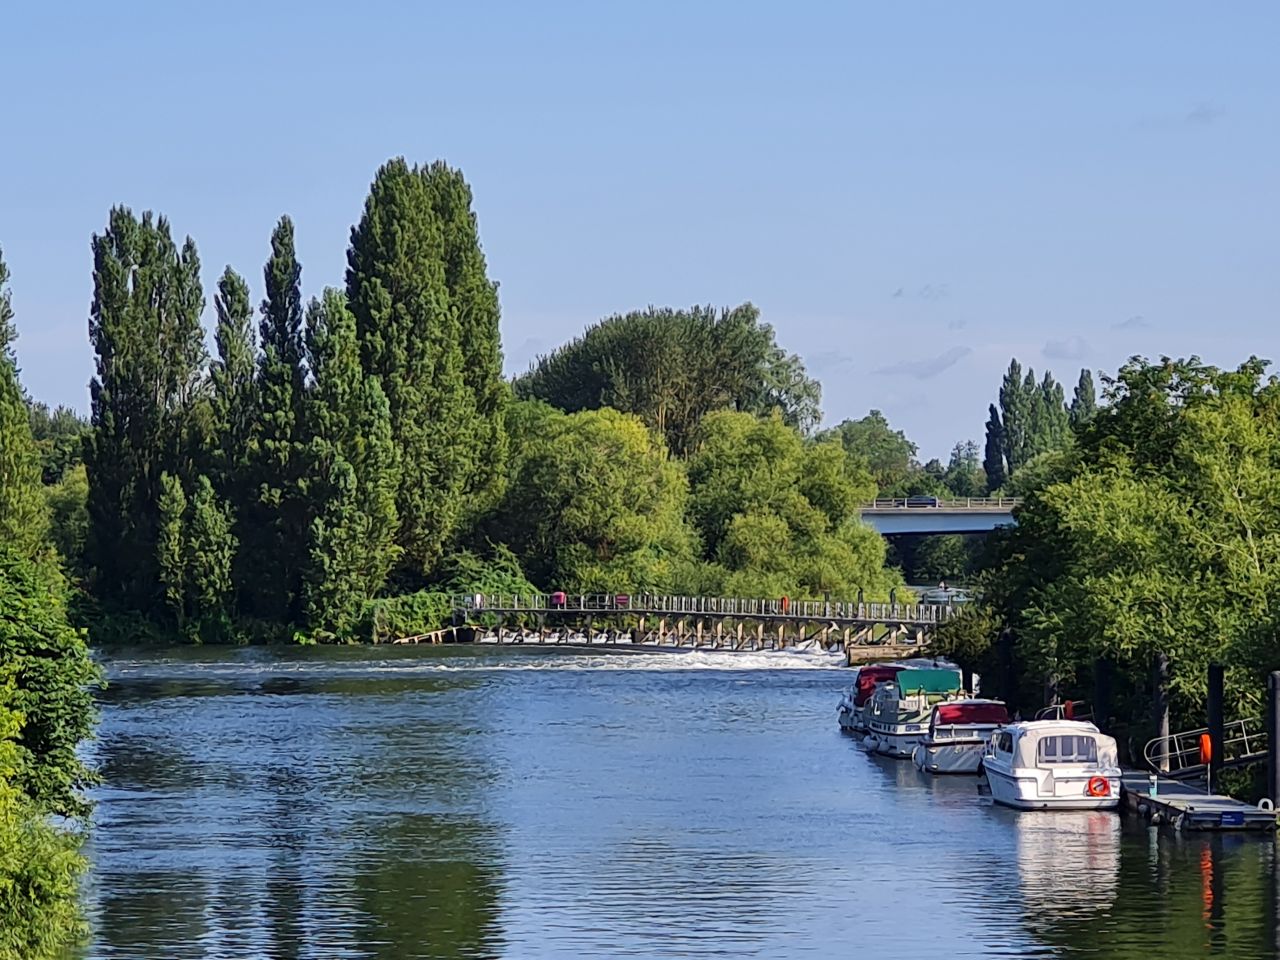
777;623;785;649
736;622;745;650
696;619;704;647
756;623;764;650
714;621;723;648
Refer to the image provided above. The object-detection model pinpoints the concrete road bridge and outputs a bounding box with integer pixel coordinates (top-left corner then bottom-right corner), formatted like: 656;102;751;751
393;593;960;665
858;497;1020;535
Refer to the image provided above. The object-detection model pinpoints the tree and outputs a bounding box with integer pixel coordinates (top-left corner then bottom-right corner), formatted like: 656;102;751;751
0;250;49;561
982;404;1006;492
489;403;695;592
942;441;986;498
27;403;88;486
515;304;821;456
0;545;97;817
1070;368;1097;428
686;411;893;599
185;476;236;637
970;357;1280;735
155;473;187;629
422;162;508;517
820;409;916;493
0;693;85;960
209;267;256;490
347;158;475;580
1029;371;1070;457
85;209;207;610
301;289;400;633
999;359;1031;473
242;216;311;622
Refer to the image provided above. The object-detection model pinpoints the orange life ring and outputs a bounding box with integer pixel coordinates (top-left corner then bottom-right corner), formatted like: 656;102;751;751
1087;776;1110;798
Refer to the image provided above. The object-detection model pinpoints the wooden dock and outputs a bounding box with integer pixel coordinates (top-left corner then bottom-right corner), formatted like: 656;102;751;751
1121;771;1276;832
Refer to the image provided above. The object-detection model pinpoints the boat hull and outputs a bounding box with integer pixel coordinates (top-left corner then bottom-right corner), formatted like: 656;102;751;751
913;741;986;774
868;725;925;758
984;766;1120;810
837;701;866;733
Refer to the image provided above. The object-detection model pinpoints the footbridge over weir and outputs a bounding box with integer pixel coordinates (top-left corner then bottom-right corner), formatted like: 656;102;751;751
858;497;1020;535
399;593;960;665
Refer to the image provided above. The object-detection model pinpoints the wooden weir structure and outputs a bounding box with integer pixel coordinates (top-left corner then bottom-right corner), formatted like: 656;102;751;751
395;593;956;665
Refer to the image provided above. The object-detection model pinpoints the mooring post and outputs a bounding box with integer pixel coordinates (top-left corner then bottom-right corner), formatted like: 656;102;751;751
1208;662;1225;795
1267;671;1280;804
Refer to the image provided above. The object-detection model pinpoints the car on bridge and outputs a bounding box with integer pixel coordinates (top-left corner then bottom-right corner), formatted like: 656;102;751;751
905;495;940;508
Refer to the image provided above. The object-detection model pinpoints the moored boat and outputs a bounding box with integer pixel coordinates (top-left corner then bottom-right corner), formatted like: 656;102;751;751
837;664;904;733
864;668;964;758
980;720;1121;810
911;699;1009;774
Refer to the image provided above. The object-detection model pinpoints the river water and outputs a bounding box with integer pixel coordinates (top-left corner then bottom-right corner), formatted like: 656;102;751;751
78;645;1280;959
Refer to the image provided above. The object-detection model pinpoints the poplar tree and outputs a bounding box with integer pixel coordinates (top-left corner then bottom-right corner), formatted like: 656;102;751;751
302;289;400;633
982;404;1006;493
1031;371;1070;456
246;216;310;620
1070;368;1097;428
998;359;1029;474
347;158;474;580
210;267;256;489
86;209;207;607
185;475;236;637
423;161;508;516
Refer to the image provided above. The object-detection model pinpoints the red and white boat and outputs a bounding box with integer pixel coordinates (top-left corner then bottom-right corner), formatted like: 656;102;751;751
911;699;1009;774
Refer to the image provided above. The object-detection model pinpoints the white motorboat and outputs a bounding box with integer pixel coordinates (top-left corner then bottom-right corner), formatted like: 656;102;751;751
980;720;1121;810
911;699;1009;774
864;668;964;758
837;664;905;733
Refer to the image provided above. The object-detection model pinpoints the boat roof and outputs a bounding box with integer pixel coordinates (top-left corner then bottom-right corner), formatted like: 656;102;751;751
1003;720;1101;734
932;700;1008;725
892;668;962;695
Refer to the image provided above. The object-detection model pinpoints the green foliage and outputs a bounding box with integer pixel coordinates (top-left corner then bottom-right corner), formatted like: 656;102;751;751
245;216;310;621
0;253;50;562
972;356;1280;738
347;158;481;580
357;591;453;644
437;544;537;597
1069;368;1097;427
687;411;895;599
27;403;88;486
515;303;821;456
942;441;986;497
156;473;187;628
302;289;401;634
45;465;88;579
982;404;1005;493
490;404;695;592
85;208;207;610
0;696;85;960
818;409;915;493
0;546;97;817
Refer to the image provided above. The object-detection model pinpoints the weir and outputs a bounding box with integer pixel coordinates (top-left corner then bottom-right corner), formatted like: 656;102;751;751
391;592;958;662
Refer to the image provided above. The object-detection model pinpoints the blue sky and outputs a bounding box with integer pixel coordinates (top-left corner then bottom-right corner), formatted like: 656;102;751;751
2;1;1276;459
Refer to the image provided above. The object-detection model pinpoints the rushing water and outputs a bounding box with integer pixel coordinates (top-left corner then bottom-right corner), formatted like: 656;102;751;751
78;645;1280;959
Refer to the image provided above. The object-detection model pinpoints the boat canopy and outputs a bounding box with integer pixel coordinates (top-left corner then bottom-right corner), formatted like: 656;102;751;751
1013;726;1119;769
895;668;962;697
933;701;1008;727
855;665;904;706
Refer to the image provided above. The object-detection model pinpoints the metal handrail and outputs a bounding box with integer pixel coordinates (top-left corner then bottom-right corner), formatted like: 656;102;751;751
453;593;957;624
859;497;1023;510
1143;716;1266;774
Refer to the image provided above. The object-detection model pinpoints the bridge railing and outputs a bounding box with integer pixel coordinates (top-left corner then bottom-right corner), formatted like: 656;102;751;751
452;593;957;623
859;497;1022;510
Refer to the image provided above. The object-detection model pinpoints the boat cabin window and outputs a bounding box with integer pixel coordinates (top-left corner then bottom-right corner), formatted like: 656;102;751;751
993;732;1014;754
1037;735;1098;764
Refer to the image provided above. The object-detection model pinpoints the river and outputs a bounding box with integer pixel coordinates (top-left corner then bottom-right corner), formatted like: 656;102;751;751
77;645;1280;959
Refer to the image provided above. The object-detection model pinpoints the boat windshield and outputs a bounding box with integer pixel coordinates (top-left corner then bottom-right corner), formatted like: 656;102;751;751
1037;734;1098;765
